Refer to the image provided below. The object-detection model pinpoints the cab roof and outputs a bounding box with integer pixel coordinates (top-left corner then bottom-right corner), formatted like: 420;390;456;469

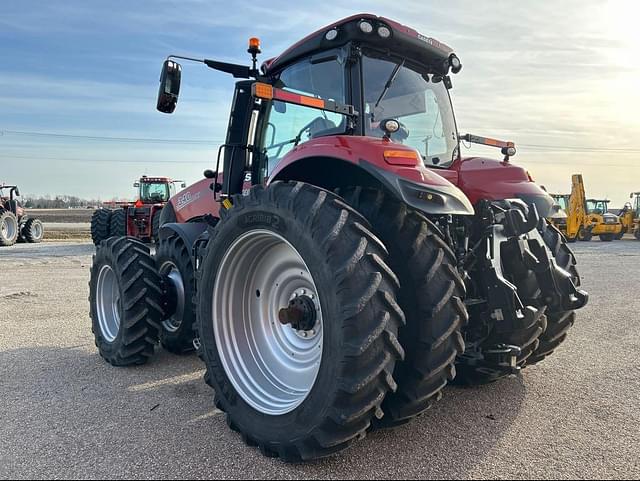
262;13;457;76
139;176;172;183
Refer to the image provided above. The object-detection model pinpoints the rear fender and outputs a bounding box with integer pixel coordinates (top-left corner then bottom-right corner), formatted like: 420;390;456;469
159;222;209;267
269;136;473;216
167;178;220;224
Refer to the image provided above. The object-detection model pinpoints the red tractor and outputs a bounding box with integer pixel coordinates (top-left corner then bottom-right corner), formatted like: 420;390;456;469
90;176;185;245
0;184;45;247
89;15;588;461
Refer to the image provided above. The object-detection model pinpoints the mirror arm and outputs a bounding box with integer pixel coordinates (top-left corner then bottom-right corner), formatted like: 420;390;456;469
167;55;257;79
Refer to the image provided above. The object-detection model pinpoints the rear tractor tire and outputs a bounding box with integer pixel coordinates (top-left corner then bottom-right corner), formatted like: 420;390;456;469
23;218;44;243
339;187;466;427
152;210;162;243
89;237;164;366
196;182;405;461
109;209;127;238
0;210;19;247
91;209;112;246
155;231;197;354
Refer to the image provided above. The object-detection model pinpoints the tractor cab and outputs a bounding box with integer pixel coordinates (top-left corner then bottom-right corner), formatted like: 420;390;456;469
134;177;185;205
587;199;615;219
0;185;24;218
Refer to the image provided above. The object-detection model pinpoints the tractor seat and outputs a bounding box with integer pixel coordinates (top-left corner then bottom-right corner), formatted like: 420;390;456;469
307;117;341;139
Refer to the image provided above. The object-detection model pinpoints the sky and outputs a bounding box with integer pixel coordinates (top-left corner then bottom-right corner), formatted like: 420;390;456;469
1;0;639;205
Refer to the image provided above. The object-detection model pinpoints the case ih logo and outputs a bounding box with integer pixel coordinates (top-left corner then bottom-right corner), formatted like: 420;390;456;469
176;191;201;211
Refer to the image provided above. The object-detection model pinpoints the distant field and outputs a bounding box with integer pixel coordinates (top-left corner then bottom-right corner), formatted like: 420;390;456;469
29;209;94;223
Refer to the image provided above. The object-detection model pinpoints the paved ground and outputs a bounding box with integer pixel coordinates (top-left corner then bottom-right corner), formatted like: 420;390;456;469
0;239;639;479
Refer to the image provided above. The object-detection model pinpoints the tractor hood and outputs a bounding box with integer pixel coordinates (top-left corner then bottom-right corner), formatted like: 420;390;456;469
451;156;555;217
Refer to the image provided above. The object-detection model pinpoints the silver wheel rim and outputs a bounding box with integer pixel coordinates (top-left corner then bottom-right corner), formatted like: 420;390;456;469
160;261;185;333
96;265;121;343
213;229;323;416
1;217;16;240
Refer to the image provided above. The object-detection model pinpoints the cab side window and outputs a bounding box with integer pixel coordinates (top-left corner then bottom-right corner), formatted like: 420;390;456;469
264;56;347;174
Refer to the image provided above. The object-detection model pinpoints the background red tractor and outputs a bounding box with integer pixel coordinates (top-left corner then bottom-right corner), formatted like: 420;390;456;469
90;176;185;245
0;184;45;247
89;15;589;461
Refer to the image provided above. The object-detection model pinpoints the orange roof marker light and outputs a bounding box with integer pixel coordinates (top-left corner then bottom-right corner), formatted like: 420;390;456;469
252;82;274;100
252;82;358;117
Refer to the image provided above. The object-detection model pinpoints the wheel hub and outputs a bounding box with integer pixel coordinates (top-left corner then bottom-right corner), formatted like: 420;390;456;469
279;293;318;333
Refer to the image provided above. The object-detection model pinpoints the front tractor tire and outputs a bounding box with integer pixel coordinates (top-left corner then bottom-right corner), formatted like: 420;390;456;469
155;231;196;354
196;182;405;461
339;187;466;427
91;209;112;246
89;237;164;366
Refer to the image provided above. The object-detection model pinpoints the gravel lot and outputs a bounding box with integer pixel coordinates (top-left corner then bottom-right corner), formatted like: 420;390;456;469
0;239;639;479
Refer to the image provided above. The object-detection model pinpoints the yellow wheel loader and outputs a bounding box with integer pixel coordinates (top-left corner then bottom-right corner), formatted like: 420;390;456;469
620;192;640;240
586;198;623;242
548;174;622;242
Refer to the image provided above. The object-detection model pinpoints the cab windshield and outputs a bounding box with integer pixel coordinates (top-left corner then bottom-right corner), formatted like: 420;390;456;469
587;200;609;215
362;52;459;167
553;195;568;211
140;182;170;203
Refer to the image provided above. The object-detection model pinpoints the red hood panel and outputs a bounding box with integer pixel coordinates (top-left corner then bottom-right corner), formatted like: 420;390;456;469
453;156;547;205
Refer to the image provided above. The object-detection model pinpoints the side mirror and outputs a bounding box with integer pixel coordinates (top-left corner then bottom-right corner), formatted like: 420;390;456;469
181;183;187;188
133;182;140;188
157;60;182;114
14;188;20;197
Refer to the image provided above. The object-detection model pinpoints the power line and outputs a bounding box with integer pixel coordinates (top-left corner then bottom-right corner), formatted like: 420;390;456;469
0;129;224;145
5;128;640;153
0;153;213;164
519;143;640;154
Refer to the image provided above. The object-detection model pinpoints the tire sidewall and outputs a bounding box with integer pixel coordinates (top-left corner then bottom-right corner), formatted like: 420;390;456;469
26;219;44;243
198;200;347;441
90;242;127;356
155;234;196;350
0;212;19;245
